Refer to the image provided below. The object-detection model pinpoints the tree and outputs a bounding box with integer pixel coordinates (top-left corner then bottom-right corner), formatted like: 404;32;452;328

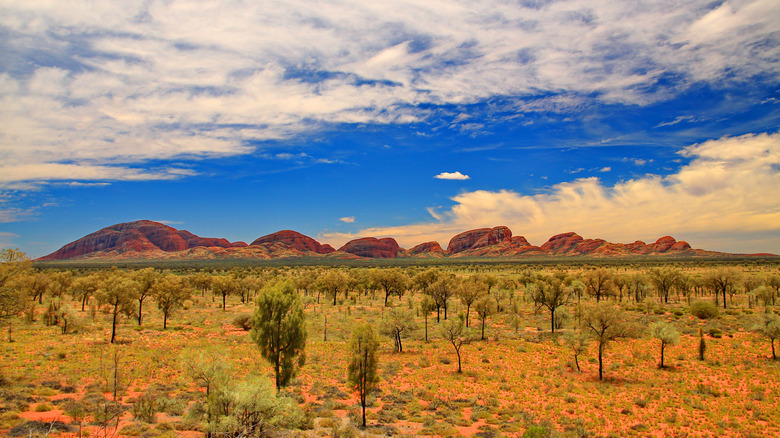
419;295;436;342
581;302;635;380
372;268;409;306
181;347;234;438
316;269;348;306
251;280;307;391
583;268;613;302
473;295;496;341
564;330;588;372
430;275;457;321
458;276;487;327
530;276;571;333
753;313;780;360
440;317;472;373
346;323;380;428
705;268;741;309
650;321;680;368
380;308;416;353
212;275;238;311
412;268;440;297
132;267;160;326
96;273;139;344
70;274;101;311
754;286;775;312
153;274;191;329
649;267;682;304
0;249;31;341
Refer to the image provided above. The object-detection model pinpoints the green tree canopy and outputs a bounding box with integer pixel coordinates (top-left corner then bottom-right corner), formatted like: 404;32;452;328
251;280;307;390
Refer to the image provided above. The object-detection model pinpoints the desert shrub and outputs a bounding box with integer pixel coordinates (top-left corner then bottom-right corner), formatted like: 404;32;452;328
8;421;73;437
708;328;723;338
231;313;253;331
690;301;719;319
131;389;162;423
118;422;148;436
33;403;53;412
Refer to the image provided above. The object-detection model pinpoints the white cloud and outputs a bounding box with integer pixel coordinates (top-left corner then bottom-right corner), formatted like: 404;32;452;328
599;167;611;172
321;133;780;253
0;0;777;188
434;171;471;180
339;216;356;223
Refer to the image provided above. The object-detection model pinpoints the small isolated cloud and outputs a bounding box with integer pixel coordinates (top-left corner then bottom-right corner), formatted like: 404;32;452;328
434;171;470;180
339;216;356;223
599;167;612;173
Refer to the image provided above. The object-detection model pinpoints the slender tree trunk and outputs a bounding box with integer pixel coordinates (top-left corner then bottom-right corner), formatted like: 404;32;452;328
598;342;604;380
481;318;485;341
456;346;462;373
110;305;118;344
660;342;665;368
550;308;555;333
163;312;168;329
137;299;144;325
574;353;581;372
424;314;428;342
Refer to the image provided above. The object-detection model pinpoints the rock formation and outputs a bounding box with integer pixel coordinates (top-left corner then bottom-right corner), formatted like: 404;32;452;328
251;230;335;254
338;237;403;258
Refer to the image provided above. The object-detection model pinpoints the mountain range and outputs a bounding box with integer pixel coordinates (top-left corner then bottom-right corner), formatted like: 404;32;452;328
37;220;773;261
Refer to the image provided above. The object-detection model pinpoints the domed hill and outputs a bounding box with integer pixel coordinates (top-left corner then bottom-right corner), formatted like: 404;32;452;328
446;226;513;254
408;241;445;257
338;237;404;258
251;230;335;254
39;220;244;260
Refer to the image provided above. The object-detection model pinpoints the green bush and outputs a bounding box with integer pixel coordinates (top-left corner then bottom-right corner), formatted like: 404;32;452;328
689;301;719;319
231;313;253;331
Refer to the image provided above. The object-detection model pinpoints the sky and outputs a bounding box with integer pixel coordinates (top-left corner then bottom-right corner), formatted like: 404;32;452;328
1;0;779;258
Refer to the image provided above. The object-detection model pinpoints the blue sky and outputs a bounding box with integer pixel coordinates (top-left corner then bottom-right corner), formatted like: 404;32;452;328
1;0;779;257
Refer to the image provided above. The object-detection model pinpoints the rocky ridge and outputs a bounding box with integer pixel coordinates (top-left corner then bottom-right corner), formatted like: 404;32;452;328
38;220;759;261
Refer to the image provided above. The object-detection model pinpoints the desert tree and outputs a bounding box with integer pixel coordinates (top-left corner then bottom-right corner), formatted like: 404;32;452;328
153;274;191;329
347;323;380;428
293;269;317;297
191;272;213;297
412;268;440;298
372;268;409;306
26;271;52;304
0;248;31;341
458;275;488;327
705;267;742;309
181;347;234;437
70;274;102;311
96;272;140;344
473;295;496;341
753;286;775;312
211;275;238;311
581;302;636;380
430;274;457;321
650;321;680;368
316;269;348;306
766;274;780;305
380;308;416;353
419;295;436;342
564;330;589;372
612;274;630;302
440;317;472;373
251;280;307;391
752;312;780;360
131;267;160;326
649;267;682;304
583;268;614;303
530;275;571;333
